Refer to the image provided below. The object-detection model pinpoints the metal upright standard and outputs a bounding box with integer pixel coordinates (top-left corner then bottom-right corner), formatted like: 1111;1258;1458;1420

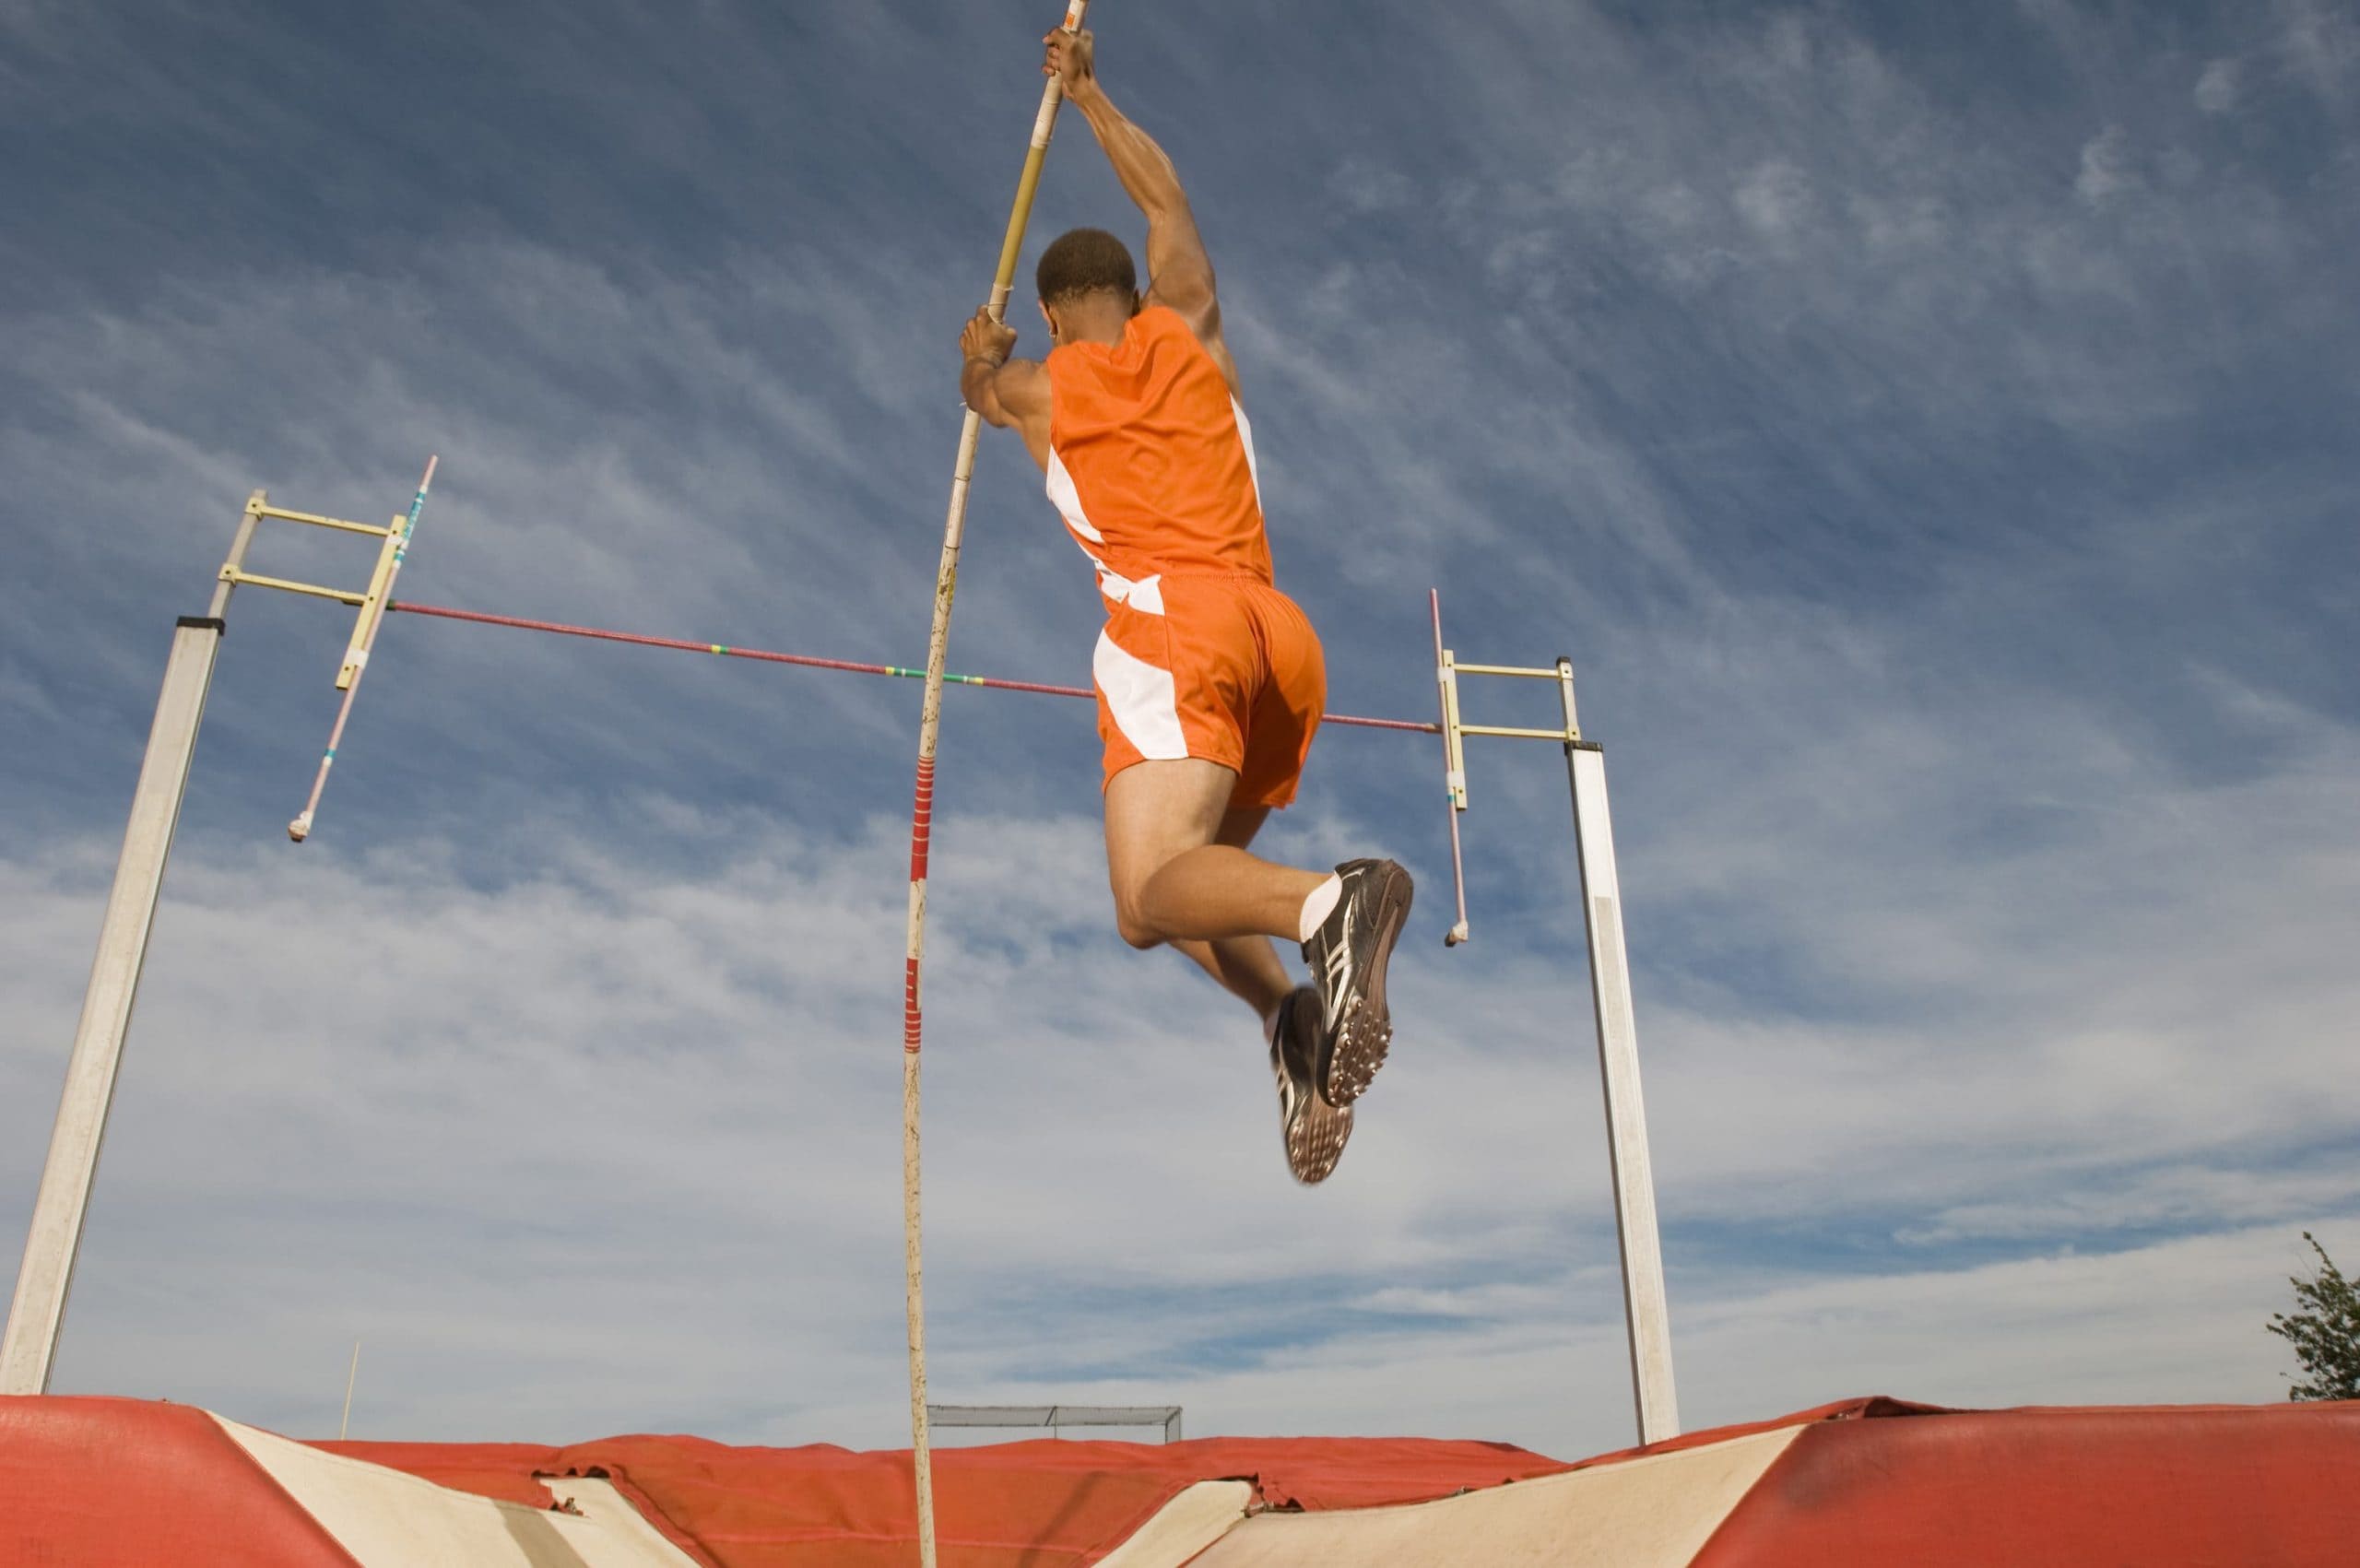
1430;590;1682;1446
0;612;225;1394
899;7;1088;1564
0;479;435;1396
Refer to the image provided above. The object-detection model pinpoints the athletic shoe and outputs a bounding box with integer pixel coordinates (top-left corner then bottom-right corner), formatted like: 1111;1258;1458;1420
1301;858;1415;1107
1268;986;1352;1185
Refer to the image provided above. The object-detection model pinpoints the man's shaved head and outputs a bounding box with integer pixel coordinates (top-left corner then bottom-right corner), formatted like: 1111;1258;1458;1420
1036;227;1139;310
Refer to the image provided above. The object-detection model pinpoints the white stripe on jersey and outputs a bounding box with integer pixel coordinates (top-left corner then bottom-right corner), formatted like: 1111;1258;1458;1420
1231;397;1263;509
1044;447;1105;544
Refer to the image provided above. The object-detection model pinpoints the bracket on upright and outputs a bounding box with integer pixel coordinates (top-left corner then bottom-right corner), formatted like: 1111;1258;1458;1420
217;491;409;690
1429;587;1681;1448
3;468;432;1395
1431;590;1587;947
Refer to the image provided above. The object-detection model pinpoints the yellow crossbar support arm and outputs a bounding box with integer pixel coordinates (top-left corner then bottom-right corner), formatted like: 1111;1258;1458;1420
1460;723;1580;741
1453;661;1564;679
254;505;395;537
216;568;367;607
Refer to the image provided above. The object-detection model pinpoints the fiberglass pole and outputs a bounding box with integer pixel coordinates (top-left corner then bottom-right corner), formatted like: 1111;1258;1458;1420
901;6;1088;1563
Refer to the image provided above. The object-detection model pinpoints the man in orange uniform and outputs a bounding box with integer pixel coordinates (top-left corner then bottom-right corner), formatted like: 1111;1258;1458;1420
959;28;1412;1185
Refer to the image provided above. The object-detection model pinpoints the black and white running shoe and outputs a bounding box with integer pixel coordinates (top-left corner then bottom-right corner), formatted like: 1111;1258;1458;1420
1301;858;1415;1107
1269;986;1352;1185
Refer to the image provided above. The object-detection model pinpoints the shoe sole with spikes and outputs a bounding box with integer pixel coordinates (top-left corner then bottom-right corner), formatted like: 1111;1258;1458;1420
1303;858;1414;1108
1270;987;1352;1184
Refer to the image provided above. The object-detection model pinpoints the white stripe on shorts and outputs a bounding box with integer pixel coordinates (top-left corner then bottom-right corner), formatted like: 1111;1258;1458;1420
1093;630;1189;760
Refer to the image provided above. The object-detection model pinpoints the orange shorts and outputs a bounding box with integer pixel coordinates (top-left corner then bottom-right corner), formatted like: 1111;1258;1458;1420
1092;572;1327;808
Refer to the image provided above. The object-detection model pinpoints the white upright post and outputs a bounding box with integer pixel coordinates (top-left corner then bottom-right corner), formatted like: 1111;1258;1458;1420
339;1339;361;1439
0;490;268;1394
0;614;229;1393
1559;658;1681;1445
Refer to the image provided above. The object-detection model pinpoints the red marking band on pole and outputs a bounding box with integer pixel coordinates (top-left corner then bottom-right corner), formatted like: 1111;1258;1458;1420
905;748;938;1054
903;956;924;1051
909;757;936;881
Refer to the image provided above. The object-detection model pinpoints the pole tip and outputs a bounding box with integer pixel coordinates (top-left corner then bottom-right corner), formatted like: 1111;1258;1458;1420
1444;922;1469;948
288;815;312;843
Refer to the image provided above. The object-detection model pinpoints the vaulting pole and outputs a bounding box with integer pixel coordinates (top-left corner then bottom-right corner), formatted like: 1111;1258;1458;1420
902;6;1087;1562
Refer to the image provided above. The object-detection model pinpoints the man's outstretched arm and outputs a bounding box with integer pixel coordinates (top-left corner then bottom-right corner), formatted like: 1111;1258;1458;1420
960;308;1052;468
1045;29;1235;384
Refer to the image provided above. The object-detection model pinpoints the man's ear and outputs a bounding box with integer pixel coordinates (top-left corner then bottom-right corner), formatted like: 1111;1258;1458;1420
1039;299;1059;346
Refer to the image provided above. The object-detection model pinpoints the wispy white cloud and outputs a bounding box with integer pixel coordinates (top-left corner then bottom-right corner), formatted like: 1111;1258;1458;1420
1734;159;1815;242
2275;0;2360;105
2075;124;2140;206
2196;58;2241;114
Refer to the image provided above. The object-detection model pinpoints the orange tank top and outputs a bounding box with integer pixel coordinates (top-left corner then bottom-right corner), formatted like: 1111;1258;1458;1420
1042;305;1273;595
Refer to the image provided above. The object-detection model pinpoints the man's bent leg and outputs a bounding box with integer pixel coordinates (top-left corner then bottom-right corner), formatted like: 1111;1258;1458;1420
1172;933;1291;1019
1165;805;1297;1020
1105;763;1348;1184
1105;758;1326;972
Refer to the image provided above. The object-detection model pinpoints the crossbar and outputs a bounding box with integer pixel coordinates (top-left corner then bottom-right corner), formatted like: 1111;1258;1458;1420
927;1403;1183;1443
384;601;1440;735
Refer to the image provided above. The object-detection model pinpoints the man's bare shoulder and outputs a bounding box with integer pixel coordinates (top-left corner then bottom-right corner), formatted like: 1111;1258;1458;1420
997;354;1052;409
996;359;1054;467
1140;299;1242;398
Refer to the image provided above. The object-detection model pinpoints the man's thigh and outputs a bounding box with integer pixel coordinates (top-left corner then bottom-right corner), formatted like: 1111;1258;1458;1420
1103;758;1244;902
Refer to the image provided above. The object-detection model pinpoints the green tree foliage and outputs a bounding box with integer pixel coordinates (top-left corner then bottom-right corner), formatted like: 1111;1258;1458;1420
2266;1232;2360;1402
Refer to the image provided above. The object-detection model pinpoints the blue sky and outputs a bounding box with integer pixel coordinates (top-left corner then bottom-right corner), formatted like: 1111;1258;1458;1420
4;0;2356;1456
